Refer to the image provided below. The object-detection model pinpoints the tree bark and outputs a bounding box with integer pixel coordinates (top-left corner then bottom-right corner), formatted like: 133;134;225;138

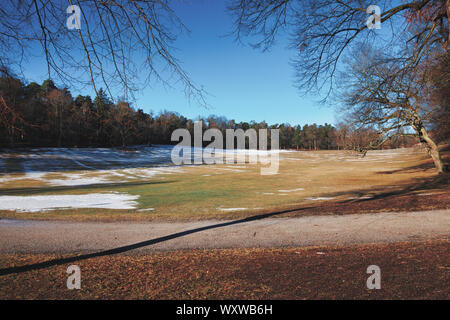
447;0;450;49
58;103;62;148
417;126;446;174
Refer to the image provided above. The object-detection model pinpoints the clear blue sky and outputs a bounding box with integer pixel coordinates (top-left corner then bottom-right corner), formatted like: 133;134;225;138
24;0;337;126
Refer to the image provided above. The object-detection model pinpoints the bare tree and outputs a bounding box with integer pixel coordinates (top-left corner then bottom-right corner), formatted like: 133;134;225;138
426;51;450;142
47;88;72;147
0;0;206;104
111;101;139;147
0;96;27;146
229;0;450;97
341;46;446;173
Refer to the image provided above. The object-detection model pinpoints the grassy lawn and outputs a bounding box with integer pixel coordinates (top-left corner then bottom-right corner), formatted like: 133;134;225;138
0;239;448;299
0;147;448;221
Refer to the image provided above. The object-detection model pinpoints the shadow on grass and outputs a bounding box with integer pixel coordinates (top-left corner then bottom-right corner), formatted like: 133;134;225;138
0;180;176;196
377;162;435;174
322;173;449;204
0;146;206;174
375;145;449;175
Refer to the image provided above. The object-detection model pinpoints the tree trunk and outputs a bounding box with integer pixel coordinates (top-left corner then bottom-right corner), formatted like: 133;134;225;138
58;104;62;148
447;0;450;47
8;126;14;147
121;130;125;148
418;126;446;174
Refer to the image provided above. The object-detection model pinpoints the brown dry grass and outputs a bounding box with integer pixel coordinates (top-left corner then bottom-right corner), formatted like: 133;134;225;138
0;240;448;300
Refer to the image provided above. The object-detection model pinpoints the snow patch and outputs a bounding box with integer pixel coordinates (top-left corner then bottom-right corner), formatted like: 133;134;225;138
278;188;305;193
0;193;139;212
305;197;335;201
47;174;110;186
417;192;442;196
217;208;248;212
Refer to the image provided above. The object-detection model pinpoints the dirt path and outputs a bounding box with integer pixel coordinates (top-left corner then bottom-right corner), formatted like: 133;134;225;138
0;210;449;254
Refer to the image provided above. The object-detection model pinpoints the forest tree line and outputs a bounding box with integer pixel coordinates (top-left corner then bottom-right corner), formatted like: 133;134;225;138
0;74;418;150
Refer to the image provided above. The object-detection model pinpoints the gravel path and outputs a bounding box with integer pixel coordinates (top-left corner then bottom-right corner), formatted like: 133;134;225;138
0;210;449;254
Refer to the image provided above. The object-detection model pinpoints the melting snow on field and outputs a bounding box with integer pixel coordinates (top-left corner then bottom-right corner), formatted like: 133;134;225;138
46;174;111;186
305;197;335;201
217;208;248;212
0;193;139;212
0;145;272;186
278;188;305;193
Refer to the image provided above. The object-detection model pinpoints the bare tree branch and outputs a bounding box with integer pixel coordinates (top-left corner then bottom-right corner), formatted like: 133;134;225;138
0;0;207;105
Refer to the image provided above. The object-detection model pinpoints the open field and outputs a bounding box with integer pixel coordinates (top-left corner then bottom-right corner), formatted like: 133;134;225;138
0;146;448;221
0;239;448;299
0;146;448;300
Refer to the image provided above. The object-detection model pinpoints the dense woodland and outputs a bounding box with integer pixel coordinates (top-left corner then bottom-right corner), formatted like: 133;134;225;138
0;74;420;150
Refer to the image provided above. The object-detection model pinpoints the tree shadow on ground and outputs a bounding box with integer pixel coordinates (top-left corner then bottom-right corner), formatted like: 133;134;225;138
376;144;449;175
0;146;207;174
337;173;449;203
272;172;449;219
0;206;315;276
377;161;436;174
0;180;176;196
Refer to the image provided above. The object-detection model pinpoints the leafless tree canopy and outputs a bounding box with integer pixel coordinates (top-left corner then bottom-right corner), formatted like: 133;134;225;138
0;0;205;104
229;0;450;96
228;0;449;172
341;45;446;172
342;48;424;138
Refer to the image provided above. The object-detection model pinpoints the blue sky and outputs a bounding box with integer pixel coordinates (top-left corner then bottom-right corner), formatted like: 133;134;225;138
24;0;337;126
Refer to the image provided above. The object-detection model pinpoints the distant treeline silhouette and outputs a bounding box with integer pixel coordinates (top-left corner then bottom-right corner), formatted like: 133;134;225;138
0;75;417;150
